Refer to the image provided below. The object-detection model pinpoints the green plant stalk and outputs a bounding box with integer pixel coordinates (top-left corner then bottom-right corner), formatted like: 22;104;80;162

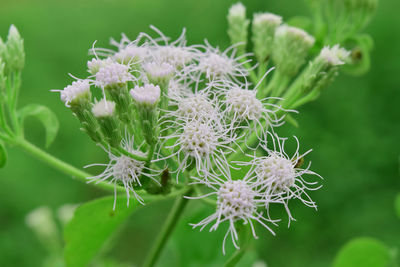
224;224;251;267
143;188;193;267
7;72;22;135
14;137;117;192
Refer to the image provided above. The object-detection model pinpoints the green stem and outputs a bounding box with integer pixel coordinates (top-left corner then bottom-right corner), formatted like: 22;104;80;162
224;224;251;267
15;138;116;192
143;188;193;267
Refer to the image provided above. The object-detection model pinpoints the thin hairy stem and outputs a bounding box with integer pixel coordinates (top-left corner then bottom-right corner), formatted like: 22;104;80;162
15;138;117;192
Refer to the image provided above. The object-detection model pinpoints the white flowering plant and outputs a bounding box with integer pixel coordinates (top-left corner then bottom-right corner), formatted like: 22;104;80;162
0;1;378;266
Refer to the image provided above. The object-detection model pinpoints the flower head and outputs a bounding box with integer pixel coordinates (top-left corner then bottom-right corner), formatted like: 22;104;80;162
54;80;91;107
157;118;234;180
189;165;277;254
319;45;350;66
250;134;323;224
143;62;174;79
92;99;116;117
87;57;114;75
130;83;161;105
95;62;133;88
114;45;149;65
87;136;158;209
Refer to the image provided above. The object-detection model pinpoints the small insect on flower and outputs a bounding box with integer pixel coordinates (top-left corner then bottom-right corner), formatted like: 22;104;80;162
86;135;160;210
246;133;323;225
188;164;278;254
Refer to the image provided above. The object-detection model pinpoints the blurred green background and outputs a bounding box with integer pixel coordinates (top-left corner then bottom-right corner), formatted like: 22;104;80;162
0;0;399;266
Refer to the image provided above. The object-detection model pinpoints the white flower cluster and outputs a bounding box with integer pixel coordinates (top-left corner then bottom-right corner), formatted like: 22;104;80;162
56;25;323;252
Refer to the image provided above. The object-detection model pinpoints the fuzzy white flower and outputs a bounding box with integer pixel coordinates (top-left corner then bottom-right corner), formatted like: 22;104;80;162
167;79;193;99
54;80;90;107
95;62;133;88
92;99;116;117
275;25;315;47
199;47;248;79
185;41;250;84
87;57;114;75
114;45;149;65
218;78;287;135
248;134;323;224
87;136;159;209
143;62;174;79
228;2;246;18
157;118;235;180
319;45;350;66
130;84;161;105
189;165;277;254
253;13;282;27
171;92;218;122
141;26;198;68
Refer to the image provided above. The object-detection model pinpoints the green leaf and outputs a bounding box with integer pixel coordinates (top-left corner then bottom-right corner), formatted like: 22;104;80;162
395;193;400;219
333;237;392;267
18;104;59;148
0;141;7;168
64;193;164;267
64;195;147;267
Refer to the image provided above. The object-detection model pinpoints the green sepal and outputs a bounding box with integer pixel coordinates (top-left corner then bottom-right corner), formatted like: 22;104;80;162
0;141;7;168
18;104;59;148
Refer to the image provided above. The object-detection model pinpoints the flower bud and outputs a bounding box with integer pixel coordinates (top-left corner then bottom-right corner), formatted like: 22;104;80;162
58;80;91;108
143;62;174;89
95;62;133;89
272;25;315;77
252;12;282;62
130;84;161;106
92;99;121;147
5;25;25;73
53;80;104;142
318;45;350;67
283;45;349;108
345;0;378;16
87;57;114;75
227;2;250;55
130;84;160;145
95;63;135;125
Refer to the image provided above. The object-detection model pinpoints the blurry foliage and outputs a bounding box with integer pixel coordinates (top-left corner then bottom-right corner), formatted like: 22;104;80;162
0;0;399;266
332;237;394;267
